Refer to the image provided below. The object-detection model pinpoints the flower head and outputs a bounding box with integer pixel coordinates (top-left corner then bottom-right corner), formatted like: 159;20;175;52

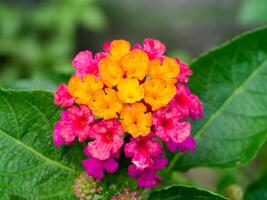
86;119;124;160
53;38;203;189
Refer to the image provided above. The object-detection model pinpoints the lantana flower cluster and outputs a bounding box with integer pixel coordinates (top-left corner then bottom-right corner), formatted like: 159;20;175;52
53;39;203;188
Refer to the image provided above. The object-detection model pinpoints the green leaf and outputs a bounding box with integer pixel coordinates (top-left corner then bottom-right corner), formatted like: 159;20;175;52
170;26;267;170
0;89;83;200
244;171;267;200
148;185;228;200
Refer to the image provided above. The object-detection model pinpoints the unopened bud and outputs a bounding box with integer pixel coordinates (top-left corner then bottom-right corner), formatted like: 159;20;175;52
73;172;103;200
224;184;243;200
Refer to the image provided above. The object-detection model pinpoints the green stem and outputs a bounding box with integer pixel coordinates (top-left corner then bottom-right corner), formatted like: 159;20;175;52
166;154;182;173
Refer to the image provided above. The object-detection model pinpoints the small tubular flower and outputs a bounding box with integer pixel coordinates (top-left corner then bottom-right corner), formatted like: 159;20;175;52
144;79;176;110
143;38;166;59
148;57;180;84
120;103;152;137
109;39;131;60
54;83;75;108
117;78;144;103
90;88;123;119
83;156;119;180
85;119;124;160
53;105;94;145
124;134;163;170
68;74;103;105
53;38;204;189
152;106;191;144
169;83;204;120
98;56;124;87
120;49;149;80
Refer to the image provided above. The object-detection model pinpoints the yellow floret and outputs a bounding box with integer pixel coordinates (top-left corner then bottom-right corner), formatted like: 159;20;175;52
98;56;124;88
110;40;131;60
120;49;149;80
89;88;123;119
120;103;152;137
68;75;103;105
144;79;176;110
148;57;180;84
117;78;144;103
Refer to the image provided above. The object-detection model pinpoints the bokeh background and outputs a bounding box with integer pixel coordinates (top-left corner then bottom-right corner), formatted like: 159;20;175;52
1;0;267;198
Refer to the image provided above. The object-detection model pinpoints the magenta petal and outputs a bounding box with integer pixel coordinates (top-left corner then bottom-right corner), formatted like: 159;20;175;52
88;141;112;160
153;157;168;170
54;83;75;108
143;38;166;59
128;164;139;178
103;41;111;52
103;158;118;173
53;122;64;147
178;136;196;153
137;171;161;188
82;158;104;180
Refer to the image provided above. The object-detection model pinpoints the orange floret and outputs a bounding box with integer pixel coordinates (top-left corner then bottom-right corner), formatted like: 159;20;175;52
110;40;131;60
89;88;123;119
98;56;124;88
120;49;149;80
144;79;176;110
148;57;180;84
120;103;152;137
117;78;144;103
68;74;103;105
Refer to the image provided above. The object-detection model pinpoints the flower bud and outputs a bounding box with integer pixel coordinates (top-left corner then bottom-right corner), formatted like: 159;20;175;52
73;172;103;200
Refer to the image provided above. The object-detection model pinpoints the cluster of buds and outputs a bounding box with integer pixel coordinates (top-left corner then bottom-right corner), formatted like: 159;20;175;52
53;38;203;187
73;172;103;200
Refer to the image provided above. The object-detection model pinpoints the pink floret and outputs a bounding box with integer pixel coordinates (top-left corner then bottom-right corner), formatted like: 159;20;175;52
175;58;192;83
86;119;124;160
169;83;204;121
53;105;94;146
128;156;168;188
143;38;166;59
153;106;192;144
124;134;163;170
72;50;100;77
54;83;75;108
166;136;196;153
82;156;118;180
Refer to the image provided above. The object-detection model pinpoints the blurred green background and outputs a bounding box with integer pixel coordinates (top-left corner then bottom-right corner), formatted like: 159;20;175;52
1;0;267;198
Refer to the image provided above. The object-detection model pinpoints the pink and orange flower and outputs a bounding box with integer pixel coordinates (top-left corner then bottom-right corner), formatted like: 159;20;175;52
53;38;204;188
